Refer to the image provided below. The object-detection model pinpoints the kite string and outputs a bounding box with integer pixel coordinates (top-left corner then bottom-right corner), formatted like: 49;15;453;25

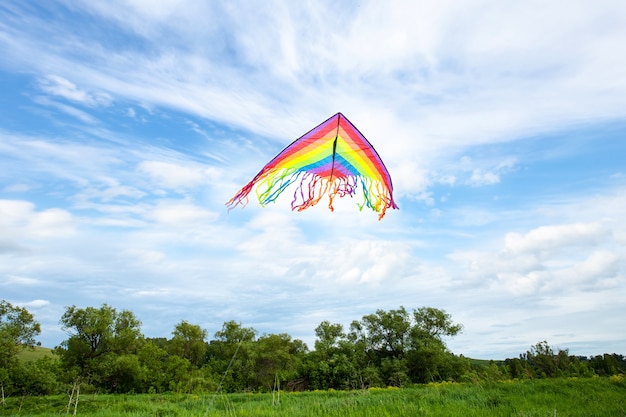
207;339;243;413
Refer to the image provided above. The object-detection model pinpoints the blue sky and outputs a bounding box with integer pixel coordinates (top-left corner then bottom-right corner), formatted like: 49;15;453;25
1;0;625;359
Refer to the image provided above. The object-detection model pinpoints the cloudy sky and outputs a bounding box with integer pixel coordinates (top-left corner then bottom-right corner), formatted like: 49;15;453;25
1;0;625;359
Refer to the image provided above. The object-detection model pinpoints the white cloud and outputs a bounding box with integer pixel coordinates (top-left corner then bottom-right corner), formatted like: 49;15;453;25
124;248;166;264
19;299;50;308
147;200;218;225
1;275;42;286
0;200;75;238
75;178;146;204
579;250;620;279
138;161;221;190
38;75;112;107
32;96;98;124
469;169;500;186
0;132;125;185
504;222;607;255
28;208;75;238
448;218;623;300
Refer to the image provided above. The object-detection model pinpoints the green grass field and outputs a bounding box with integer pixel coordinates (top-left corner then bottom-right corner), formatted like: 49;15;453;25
15;346;56;362
1;377;624;416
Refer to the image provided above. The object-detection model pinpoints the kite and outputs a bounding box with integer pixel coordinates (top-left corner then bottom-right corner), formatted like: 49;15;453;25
226;112;398;220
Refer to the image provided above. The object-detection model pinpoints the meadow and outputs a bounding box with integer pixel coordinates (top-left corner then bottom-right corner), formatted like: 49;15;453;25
1;377;624;417
15;346;55;362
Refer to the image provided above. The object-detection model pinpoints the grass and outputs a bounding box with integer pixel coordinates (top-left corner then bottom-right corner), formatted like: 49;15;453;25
15;346;56;362
1;377;624;416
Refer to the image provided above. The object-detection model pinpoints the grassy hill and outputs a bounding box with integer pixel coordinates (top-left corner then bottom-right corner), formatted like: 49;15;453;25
468;357;504;367
16;345;56;362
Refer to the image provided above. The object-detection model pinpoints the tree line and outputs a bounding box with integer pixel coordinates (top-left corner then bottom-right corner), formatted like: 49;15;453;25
1;300;624;396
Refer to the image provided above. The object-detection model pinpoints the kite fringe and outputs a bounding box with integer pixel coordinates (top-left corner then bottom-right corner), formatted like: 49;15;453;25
226;168;397;220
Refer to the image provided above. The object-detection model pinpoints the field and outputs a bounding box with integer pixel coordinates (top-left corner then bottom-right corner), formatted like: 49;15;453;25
15;346;55;362
1;377;624;416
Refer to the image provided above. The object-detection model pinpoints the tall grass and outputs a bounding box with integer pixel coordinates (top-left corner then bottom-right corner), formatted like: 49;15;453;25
1;377;624;416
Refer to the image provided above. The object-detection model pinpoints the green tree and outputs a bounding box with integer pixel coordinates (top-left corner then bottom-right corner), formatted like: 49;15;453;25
520;341;596;379
309;321;349;389
411;307;463;342
55;304;143;391
352;307;412;358
589;353;625;376
301;321;377;390
314;321;345;357
7;357;60;396
169;320;207;368
137;341;193;393
253;333;307;391
206;321;257;392
0;301;46;395
504;357;533;379
163;355;192;392
106;354;142;393
380;357;409;386
348;306;463;385
522;341;557;378
214;320;257;344
407;307;463;383
137;340;169;392
0;300;41;369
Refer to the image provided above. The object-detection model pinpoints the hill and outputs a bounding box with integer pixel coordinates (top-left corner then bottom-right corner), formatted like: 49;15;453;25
16;346;56;362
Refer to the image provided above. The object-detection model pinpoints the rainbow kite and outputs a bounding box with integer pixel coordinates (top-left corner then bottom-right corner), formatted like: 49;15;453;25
226;112;398;220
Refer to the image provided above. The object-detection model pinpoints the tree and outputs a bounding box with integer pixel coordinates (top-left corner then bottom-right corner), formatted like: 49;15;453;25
588;353;625;376
353;307;412;358
504;357;533;379
521;341;558;378
206;321;257;392
408;307;463;383
0;300;41;369
55;304;142;391
0;301;44;395
137;341;169;392
298;322;357;390
106;354;142;393
519;341;593;378
6;357;60;396
169;320;207;368
412;307;463;342
314;321;345;356
214;320;256;344
253;333;306;391
347;306;463;385
349;307;412;386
